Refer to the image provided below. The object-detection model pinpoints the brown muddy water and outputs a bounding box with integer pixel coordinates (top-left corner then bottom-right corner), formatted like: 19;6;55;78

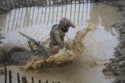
0;2;125;83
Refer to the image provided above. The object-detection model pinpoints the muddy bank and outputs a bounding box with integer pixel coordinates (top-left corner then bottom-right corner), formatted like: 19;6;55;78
103;1;125;82
102;0;125;12
102;1;125;83
103;21;125;83
98;1;125;83
103;22;125;83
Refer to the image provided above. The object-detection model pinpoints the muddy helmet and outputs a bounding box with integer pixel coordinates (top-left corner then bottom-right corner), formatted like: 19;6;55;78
60;18;75;28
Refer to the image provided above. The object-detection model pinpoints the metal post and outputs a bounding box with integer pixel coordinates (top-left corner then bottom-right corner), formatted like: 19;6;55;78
38;80;41;83
56;0;59;23
60;0;64;19
22;77;27;83
39;6;43;24
47;0;51;25
86;0;88;26
4;64;7;83
9;70;12;83
81;0;84;24
32;77;34;83
17;73;20;83
43;0;47;24
77;0;81;25
65;0;67;18
20;8;24;28
70;0;72;20
46;80;48;83
11;9;16;32
35;6;40;25
73;0;76;24
52;0;55;24
7;12;12;33
23;8;28;27
31;0;35;25
15;8;20;30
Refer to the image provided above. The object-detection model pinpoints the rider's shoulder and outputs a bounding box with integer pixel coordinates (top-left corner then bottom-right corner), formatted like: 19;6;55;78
52;24;59;29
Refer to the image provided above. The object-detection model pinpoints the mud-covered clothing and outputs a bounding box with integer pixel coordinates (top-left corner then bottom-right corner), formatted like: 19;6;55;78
49;24;65;49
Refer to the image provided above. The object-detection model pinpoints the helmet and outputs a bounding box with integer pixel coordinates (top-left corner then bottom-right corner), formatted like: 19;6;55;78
60;18;75;28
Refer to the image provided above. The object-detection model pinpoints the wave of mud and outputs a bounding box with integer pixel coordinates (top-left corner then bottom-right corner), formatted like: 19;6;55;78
23;27;94;70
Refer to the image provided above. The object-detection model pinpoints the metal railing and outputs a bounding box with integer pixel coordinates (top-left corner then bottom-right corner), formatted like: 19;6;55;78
4;65;61;83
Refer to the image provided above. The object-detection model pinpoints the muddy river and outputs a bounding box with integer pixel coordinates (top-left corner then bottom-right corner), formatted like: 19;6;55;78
0;1;125;83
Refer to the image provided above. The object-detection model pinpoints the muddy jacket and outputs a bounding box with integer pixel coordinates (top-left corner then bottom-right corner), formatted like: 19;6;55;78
49;24;65;48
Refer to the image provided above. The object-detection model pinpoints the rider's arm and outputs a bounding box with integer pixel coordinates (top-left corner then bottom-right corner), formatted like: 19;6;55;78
54;31;64;49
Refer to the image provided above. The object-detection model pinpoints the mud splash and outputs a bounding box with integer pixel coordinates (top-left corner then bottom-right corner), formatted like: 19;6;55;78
23;26;94;70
